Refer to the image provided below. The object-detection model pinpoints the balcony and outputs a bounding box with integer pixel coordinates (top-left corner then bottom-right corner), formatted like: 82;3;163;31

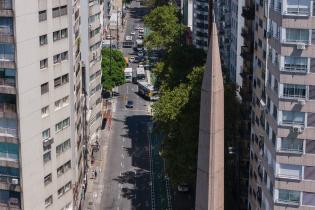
0;0;13;17
241;6;254;20
0;103;16;118
0;78;15;94
0;175;20;191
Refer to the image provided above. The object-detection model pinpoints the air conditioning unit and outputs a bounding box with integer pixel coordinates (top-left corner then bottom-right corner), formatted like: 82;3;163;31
297;99;306;105
296;43;306;50
292;125;305;134
11;178;19;185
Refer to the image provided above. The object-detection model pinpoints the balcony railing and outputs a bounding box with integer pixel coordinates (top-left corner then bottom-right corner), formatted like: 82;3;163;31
281;65;308;73
0;77;15;87
284;7;310;16
0;127;17;136
275;198;300;206
278;147;303;154
0;175;19;185
276;173;301;180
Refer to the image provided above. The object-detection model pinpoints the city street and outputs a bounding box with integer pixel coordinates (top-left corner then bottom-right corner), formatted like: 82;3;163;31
100;1;153;210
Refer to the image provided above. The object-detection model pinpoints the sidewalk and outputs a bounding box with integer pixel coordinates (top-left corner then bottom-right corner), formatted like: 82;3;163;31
83;99;115;210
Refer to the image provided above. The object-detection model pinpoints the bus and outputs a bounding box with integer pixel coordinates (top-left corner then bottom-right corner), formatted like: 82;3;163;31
124;68;132;83
137;81;159;101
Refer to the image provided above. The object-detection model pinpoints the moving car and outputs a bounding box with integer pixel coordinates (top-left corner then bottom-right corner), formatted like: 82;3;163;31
126;100;134;108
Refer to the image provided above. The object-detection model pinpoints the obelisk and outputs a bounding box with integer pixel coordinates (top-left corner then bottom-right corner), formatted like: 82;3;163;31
195;14;224;210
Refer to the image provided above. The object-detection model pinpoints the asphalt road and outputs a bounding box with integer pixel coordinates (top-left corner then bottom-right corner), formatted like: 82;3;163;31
100;2;153;210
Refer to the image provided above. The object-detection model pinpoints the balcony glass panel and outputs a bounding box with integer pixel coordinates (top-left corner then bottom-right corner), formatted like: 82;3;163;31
277;189;300;205
0;0;12;10
0;189;20;207
0;118;16;136
282;111;305;125
0;17;13;35
283;84;306;98
283;56;308;72
0;142;18;161
286;0;310;15
280;138;303;153
0;166;19;177
0;44;14;61
286;28;309;44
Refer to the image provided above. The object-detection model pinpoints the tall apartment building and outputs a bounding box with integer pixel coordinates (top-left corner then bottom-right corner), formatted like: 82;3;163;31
249;0;315;209
0;0;102;209
192;0;209;49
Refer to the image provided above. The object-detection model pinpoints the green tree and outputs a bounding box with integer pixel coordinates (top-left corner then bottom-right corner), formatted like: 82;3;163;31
144;5;183;50
101;48;126;91
153;66;204;186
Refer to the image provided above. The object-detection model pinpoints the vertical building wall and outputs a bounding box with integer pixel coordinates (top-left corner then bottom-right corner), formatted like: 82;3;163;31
192;0;209;49
249;0;315;209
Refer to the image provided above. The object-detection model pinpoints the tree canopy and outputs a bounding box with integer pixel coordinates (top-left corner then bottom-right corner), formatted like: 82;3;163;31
101;48;126;91
144;5;184;50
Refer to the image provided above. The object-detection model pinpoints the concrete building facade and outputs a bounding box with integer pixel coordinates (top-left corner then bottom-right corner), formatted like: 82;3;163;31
248;0;315;209
0;0;102;209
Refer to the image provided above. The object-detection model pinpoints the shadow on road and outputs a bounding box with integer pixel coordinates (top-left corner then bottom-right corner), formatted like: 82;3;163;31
112;115;152;209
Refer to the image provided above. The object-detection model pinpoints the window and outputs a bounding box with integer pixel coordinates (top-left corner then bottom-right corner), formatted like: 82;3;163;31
57;160;71;177
56;139;71;156
286;28;310;43
282;111;305;125
277;189;300;205
42;128;50;140
39;10;47;22
0;43;15;61
280;138;303;153
52;6;67;18
286;0;310;15
55;117;70;132
44;173;52;186
53;51;68;64
39;34;47;46
283;56;308;72
0;142;19;161
55;96;69;110
53;28;68;41
43;151;51;163
302;192;315;206
283;84;306;98
54;74;69;88
41;82;49;95
0;17;13;35
277;163;302;179
58;181;71;197
40;58;48;69
45;195;53;207
61;202;72;210
41;106;49;118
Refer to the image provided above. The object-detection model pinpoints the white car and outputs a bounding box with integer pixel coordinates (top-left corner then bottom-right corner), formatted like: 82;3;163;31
106;35;113;40
130;31;136;35
125;35;133;41
128;57;135;63
138;35;144;39
138;64;144;68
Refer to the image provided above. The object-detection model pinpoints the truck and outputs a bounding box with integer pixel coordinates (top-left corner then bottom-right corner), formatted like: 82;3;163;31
136;67;145;80
124;68;132;83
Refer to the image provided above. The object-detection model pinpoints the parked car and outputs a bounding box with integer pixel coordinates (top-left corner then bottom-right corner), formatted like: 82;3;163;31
128;56;135;63
134;57;140;63
106;35;113;40
137;51;144;57
126;100;134;108
138;35;144;39
130;31;136;35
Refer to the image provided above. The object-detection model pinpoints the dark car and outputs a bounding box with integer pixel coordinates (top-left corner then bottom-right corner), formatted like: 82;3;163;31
126;100;134;108
134;57;140;63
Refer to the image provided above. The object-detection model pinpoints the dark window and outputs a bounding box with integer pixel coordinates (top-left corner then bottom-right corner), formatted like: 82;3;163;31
40;58;48;69
44;173;52;185
41;82;49;95
39;10;47;22
39;34;47;46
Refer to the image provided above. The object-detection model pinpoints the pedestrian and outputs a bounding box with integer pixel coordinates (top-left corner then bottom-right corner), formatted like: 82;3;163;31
94;170;97;178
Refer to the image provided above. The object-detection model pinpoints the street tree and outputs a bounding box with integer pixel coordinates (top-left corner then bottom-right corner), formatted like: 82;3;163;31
153;66;204;186
101;48;126;91
144;5;183;50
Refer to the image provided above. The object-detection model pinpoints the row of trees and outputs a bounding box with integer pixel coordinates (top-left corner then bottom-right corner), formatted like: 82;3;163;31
145;5;207;186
